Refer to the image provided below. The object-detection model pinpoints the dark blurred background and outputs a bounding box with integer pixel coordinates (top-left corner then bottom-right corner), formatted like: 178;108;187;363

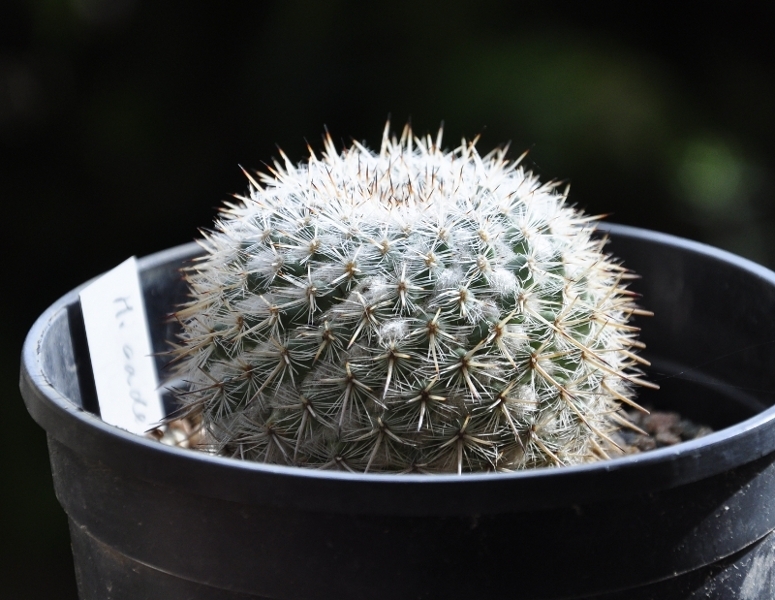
3;1;774;597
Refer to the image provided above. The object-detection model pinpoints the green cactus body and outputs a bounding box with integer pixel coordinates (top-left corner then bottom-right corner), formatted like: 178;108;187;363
171;124;652;474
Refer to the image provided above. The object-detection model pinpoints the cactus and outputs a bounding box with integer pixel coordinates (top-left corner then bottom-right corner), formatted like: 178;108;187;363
170;123;654;474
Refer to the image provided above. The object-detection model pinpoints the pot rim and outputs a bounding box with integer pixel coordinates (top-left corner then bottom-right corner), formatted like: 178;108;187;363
20;223;775;516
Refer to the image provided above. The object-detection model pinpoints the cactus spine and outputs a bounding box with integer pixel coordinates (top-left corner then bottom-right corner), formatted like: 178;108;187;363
171;123;652;474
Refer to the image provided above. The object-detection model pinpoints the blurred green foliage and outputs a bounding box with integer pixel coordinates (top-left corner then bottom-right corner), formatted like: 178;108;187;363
3;1;774;597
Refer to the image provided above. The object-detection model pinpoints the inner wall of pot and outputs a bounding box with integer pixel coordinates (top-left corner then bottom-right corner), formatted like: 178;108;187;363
635;360;762;430
603;226;775;429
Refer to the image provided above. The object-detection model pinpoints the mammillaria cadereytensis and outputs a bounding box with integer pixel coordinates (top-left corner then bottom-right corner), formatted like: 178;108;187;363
170;123;654;474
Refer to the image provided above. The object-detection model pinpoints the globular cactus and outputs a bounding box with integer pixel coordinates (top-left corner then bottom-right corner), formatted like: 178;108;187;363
170;123;654;474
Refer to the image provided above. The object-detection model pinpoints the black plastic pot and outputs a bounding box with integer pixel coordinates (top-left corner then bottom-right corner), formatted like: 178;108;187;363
20;224;775;599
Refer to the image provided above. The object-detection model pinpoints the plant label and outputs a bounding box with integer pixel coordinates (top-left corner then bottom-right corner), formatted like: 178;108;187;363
79;257;165;434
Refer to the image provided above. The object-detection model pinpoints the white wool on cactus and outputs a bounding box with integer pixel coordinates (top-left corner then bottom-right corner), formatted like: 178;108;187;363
170;122;654;474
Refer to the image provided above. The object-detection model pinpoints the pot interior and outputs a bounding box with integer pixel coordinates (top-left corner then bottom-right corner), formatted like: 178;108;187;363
604;225;775;430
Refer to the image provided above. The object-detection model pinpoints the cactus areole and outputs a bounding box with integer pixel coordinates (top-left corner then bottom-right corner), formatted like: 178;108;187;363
172;124;653;473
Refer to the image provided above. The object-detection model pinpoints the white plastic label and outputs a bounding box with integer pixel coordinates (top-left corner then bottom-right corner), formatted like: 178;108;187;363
79;257;165;434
